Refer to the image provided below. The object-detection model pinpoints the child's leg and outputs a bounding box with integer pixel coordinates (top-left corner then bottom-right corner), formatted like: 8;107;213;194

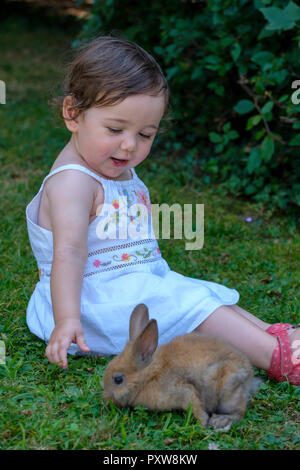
194;305;278;370
230;304;271;330
231;304;300;359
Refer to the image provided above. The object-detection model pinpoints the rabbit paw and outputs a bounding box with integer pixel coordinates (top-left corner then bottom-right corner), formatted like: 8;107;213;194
208;414;233;432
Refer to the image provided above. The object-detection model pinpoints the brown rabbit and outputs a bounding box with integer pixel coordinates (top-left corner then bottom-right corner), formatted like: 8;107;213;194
103;304;261;431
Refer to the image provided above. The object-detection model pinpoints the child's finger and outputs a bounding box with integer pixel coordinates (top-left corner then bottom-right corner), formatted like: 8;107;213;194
46;343;60;366
76;332;90;352
46;341;68;368
58;339;71;368
59;357;68;369
55;350;67;369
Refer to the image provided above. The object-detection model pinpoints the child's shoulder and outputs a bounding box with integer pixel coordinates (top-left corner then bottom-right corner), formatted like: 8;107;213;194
38;156;105;230
46;155;103;198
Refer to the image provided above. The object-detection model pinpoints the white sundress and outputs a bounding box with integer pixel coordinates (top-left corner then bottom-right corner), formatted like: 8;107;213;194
26;164;239;356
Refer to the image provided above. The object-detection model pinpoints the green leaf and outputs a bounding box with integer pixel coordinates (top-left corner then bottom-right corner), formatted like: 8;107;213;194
252;115;262;125
255;129;266;141
247;114;262;130
260;136;275;162
166;66;179;80
251;51;274;67
246;147;262;174
289;134;300;146
261;101;274;115
153;46;164;56
214;84;225;97
234;99;255;114
209;132;222;143
215;143;224;153
245;185;257;195
260;1;300;31
272;69;289;85
205;55;219;65
227;130;239;140
222;122;231;133
278;94;289;103
191;67;202;80
231;42;241;62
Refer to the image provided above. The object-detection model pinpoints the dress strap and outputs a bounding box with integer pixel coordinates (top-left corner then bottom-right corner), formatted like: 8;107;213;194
42;164;106;186
41;164;135;188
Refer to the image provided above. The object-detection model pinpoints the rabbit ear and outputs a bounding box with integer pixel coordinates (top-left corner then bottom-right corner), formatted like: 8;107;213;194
132;319;158;369
129;303;150;341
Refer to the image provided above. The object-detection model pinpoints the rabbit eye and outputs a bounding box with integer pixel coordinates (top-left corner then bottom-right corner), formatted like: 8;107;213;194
114;375;124;385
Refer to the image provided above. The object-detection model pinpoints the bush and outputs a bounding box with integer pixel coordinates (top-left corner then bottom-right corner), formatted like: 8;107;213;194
75;0;300;211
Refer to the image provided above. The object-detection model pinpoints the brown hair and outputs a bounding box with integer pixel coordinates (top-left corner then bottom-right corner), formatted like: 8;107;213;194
51;35;169;124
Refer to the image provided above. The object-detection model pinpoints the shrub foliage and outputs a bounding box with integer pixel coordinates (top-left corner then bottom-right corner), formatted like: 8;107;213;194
76;0;300;210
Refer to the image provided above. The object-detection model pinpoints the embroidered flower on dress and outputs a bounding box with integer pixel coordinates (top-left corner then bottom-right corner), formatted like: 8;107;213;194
121;253;130;262
136;191;151;214
112;200;120;209
93;259;101;267
112;212;120;223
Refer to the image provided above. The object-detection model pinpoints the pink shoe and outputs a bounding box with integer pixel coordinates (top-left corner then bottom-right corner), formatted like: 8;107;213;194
266;323;295;336
267;327;300;386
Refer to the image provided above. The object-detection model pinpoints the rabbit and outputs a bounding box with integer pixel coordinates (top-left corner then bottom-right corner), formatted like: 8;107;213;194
103;303;261;431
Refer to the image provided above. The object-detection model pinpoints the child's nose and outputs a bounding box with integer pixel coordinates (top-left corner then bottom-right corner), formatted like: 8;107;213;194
120;135;136;152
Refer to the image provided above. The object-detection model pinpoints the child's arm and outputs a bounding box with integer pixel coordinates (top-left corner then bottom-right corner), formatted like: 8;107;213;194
43;170;99;368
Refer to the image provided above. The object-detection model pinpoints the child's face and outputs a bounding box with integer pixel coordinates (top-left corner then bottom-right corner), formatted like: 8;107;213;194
65;94;165;179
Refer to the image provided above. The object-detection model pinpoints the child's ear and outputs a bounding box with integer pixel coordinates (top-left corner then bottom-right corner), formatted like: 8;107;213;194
63;96;80;132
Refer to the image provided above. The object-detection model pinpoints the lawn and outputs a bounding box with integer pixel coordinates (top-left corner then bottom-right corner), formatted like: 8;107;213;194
0;7;299;451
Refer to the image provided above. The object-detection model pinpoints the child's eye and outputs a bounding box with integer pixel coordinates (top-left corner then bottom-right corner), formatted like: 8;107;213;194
139;133;152;139
107;128;121;134
107;128;152;139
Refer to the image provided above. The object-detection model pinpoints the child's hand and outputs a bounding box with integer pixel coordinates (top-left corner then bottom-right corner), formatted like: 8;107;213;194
46;319;90;369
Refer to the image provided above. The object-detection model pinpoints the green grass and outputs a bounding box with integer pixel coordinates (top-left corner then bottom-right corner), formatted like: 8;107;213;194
0;9;300;451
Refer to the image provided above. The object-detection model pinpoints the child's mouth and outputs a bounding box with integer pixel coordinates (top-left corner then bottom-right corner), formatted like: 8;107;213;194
110;157;129;167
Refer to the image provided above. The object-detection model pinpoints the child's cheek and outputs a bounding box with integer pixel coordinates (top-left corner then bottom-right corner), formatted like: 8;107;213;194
141;141;153;159
136;151;150;165
99;141;116;158
88;135;111;158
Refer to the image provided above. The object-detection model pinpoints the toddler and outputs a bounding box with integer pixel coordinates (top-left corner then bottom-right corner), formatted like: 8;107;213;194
26;36;300;384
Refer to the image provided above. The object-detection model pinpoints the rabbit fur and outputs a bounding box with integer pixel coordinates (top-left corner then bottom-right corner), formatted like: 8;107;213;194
103;303;261;431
